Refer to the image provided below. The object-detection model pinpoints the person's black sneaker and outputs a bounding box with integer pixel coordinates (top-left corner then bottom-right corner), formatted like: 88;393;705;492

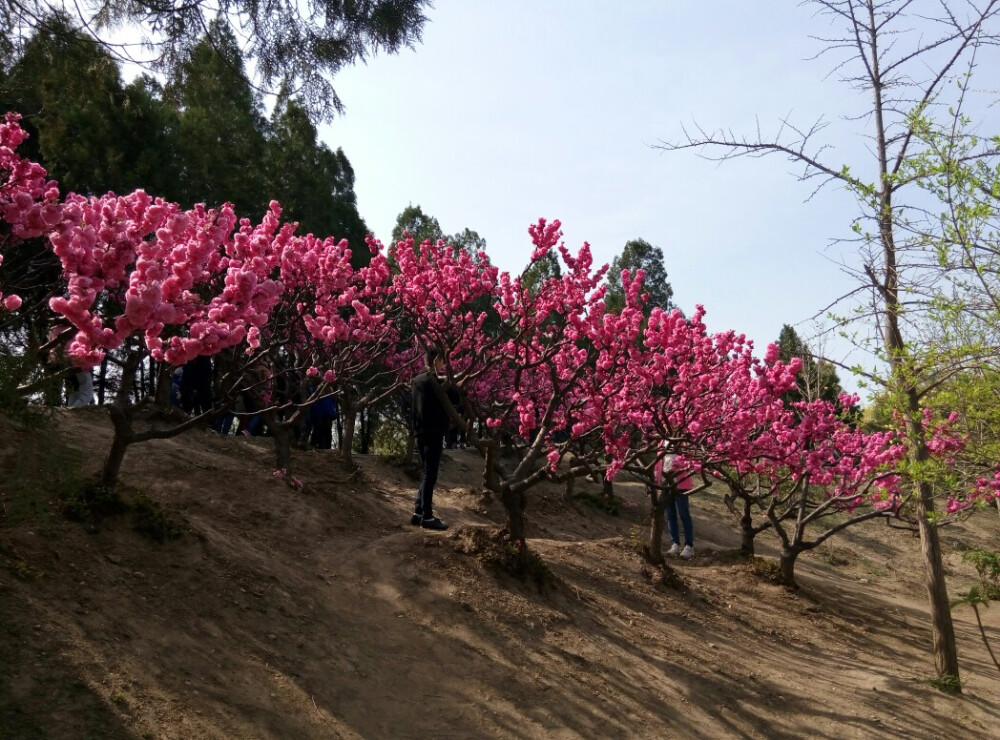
410;512;422;526
421;516;449;531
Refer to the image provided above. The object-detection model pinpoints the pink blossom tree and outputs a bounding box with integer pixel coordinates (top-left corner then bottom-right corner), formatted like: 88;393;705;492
740;397;907;586
391;220;648;547
600;303;803;565
243;227;398;471
47;192;284;486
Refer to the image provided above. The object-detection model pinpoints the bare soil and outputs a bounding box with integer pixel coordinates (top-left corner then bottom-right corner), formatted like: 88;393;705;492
1;408;999;739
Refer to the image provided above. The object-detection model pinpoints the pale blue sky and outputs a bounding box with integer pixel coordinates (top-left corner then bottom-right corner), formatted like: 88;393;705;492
320;2;876;391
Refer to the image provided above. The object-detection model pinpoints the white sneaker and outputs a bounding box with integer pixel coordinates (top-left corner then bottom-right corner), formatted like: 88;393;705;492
680;545;694;559
666;543;680;557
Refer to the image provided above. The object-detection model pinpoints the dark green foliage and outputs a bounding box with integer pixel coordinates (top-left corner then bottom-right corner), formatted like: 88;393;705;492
0;13;186;199
389;205;486;258
168;20;270;217
605;238;674;315
0;14;133;195
1;13;371;243
447;228;487;261
927;673;962;694
268;99;370;267
391;204;445;246
119;75;183;199
493;534;554;588
0;350;55;425
2;1;431;122
520;252;562;298
58;481;182;542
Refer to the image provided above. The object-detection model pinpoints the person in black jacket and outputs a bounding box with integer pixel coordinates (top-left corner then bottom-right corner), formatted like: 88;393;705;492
409;347;457;530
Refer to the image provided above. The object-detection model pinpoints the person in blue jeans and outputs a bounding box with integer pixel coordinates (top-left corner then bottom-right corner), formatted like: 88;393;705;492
660;453;695;558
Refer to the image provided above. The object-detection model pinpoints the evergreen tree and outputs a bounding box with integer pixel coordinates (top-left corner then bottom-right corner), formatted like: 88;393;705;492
391;204;444;246
775;324;844;406
169;20;269;217
2;0;431;121
268;99;369;267
446;228;487;261
520;252;562;298
0;13;130;195
605;238;674;315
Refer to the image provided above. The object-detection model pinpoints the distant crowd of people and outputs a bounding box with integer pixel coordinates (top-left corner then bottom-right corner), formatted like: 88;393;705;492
167;356;340;449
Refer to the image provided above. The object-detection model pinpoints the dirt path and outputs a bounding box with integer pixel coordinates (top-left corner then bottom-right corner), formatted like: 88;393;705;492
1;410;999;738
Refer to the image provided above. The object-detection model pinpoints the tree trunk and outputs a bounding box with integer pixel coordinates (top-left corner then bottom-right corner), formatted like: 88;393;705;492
133;363;142;404
868;17;961;687
340;402;356;465
740;498;756;556
916;479;961;689
265;410;293;472
602;477;614;506
101;353;141;488
101;404;133;489
154;362;172;406
97;356;109;406
564;474;575;502
645;489;666;566
359;408;371;454
779;547;799;589
405;426;415;465
483;438;501;492
500;484;527;543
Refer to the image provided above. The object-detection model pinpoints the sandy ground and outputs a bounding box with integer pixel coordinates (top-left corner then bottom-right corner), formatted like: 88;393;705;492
1;407;999;739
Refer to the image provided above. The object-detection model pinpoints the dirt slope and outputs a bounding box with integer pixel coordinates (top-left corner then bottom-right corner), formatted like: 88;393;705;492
1;408;999;739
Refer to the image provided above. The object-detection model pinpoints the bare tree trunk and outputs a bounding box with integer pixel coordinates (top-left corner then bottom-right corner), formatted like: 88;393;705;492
779;547;800;589
359;408;370;454
483;438;500;492
645;488;667;566
97;356;109;406
154;362;172;406
739;498;756;556
405;426;415;465
132;362;142;404
500;483;527;543
263;409;294;472
602;477;615;506
101;353;141;489
647;507;666;566
102;403;134;488
916;478;960;686
340;401;357;465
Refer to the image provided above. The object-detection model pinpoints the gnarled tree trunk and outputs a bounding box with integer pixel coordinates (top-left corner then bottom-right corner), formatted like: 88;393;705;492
740;498;756;556
645;488;668;566
500;483;527;543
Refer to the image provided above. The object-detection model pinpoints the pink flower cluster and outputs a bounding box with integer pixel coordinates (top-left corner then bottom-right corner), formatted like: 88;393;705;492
46;192;283;368
0;113;61;310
